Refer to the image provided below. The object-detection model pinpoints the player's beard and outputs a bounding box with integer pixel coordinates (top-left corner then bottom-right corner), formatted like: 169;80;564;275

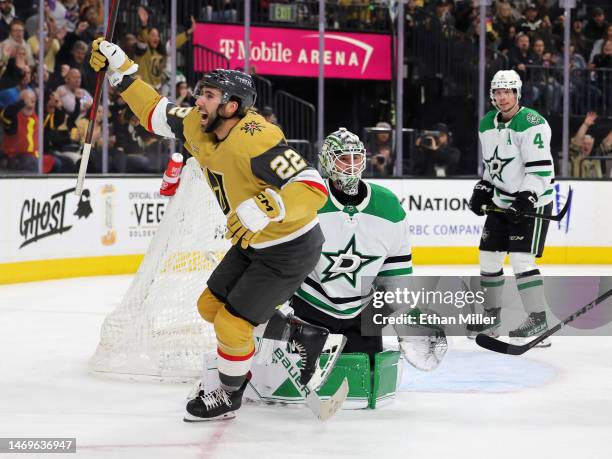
202;106;239;133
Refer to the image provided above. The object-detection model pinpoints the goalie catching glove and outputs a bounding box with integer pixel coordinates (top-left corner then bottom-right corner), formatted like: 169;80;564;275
89;38;138;85
225;189;286;249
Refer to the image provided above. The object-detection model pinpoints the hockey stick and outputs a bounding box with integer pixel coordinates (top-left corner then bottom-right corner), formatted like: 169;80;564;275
476;287;612;355
273;344;348;421
482;187;573;222
75;0;120;196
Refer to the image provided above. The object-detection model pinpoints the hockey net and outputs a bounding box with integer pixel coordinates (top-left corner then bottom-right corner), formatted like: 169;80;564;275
89;158;229;380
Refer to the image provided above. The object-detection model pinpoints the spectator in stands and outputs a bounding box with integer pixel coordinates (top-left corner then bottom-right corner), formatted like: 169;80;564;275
365;121;394;177
70;105;114;173
0;0;17;42
55;67;92;115
570;17;590;59
413;123;460;177
113;108;154;173
63;0;80;33
592;38;612;69
43;89;81;171
134;6;195;93
590;24;612;63
25;0;67;37
517;4;541;39
0;19;34;67
175;81;191;107
27;20;61;75
509;33;537;105
569;112;612;178
583;8;609;44
62;40;96;93
0;89;40;172
0;54;31;108
530;38;561;113
493;1;520;44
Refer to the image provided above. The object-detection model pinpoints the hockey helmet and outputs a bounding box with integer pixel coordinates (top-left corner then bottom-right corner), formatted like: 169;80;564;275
490;70;522;110
195;69;257;115
319;127;366;195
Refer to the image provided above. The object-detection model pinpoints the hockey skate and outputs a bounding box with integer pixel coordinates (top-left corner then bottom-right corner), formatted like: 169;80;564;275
287;315;346;390
184;373;251;422
509;311;551;347
466;307;501;339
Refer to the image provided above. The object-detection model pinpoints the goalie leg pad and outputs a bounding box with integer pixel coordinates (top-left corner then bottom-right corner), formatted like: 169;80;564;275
370;351;402;408
197;288;225;323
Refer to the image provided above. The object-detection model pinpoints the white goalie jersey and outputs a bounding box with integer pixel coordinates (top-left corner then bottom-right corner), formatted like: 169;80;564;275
294;180;413;319
479;107;555;209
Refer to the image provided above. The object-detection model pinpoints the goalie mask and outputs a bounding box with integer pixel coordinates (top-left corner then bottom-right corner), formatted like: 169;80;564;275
490;70;522;113
319;128;366;195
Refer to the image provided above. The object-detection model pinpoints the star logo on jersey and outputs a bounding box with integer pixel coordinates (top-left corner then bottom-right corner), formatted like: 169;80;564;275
484;146;514;182
241;120;263;136
320;235;380;287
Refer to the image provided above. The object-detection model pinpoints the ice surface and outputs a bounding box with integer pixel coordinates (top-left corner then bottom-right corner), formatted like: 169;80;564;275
1;266;611;458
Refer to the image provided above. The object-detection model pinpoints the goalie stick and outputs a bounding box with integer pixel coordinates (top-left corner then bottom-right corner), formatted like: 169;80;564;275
482;187;573;222
476;287;612;355
75;0;120;196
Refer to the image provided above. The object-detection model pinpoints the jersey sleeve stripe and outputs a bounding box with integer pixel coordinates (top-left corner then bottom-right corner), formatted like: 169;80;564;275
378;267;413;277
525;160;552;167
384;254;412;263
299;180;328;196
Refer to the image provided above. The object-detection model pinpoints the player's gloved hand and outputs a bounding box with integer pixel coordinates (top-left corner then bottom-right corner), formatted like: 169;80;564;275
507;190;537;223
89;37;138;85
468;179;494;216
225;189;285;249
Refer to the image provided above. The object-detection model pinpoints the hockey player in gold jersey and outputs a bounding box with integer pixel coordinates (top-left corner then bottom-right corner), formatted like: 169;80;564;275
90;38;338;421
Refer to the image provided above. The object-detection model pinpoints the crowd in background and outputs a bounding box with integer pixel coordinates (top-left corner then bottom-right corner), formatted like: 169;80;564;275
0;0;610;178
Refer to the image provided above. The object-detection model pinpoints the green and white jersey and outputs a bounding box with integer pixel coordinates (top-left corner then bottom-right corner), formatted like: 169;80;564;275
479;107;555;208
295;180;412;319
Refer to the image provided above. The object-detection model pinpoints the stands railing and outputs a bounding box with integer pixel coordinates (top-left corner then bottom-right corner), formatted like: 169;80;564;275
188;44;231;84
274;90;316;145
252;74;273;110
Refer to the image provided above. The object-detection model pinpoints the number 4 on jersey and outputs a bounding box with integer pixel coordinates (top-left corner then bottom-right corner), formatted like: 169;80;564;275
533;133;544;149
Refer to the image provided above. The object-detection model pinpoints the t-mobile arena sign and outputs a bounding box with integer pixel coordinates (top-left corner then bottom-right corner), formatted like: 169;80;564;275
194;24;391;80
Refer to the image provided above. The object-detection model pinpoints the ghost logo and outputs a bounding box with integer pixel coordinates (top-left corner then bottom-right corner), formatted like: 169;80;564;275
74;189;93;219
19;187;92;248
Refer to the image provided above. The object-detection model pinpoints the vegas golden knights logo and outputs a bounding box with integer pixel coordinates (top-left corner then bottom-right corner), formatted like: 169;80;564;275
206;169;231;215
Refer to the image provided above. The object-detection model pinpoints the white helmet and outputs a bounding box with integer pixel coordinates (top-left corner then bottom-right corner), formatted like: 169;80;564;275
319;127;366;195
490;70;522;111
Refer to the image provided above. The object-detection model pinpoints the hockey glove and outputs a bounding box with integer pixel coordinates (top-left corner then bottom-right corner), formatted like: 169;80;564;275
225;189;285;249
468;179;494;216
89;38;138;85
507;190;537;223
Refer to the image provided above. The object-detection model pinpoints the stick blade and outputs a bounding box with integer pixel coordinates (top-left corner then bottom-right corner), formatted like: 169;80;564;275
475;333;526;355
305;377;349;422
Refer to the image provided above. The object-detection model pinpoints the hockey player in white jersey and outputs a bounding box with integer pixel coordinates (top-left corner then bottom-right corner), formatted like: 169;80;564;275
467;70;554;347
253;128;447;407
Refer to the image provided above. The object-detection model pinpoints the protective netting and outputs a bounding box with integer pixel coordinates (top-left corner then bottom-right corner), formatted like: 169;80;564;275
89;158;229;380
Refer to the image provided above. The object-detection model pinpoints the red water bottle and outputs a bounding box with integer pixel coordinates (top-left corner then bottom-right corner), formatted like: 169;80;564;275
160;152;184;196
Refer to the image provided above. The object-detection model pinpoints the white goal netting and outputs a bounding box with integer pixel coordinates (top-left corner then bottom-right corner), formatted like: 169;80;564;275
89;158;229;380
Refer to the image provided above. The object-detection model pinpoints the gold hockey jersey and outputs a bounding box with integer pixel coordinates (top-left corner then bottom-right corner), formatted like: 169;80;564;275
120;78;327;248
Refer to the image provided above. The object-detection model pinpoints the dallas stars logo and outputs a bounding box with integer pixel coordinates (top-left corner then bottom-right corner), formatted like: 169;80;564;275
320;235;379;287
241;120;263;136
484;146;514;182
